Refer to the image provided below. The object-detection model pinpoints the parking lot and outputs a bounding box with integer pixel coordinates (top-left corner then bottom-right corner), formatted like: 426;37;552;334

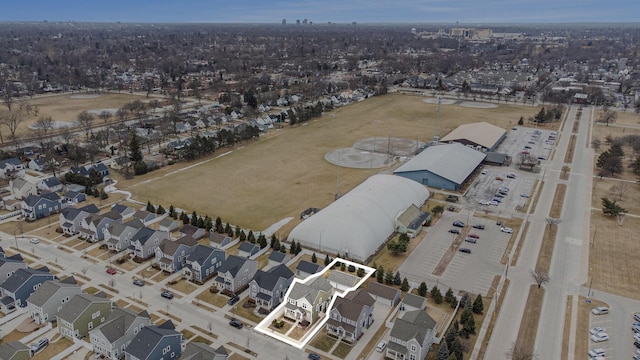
589;310;616;359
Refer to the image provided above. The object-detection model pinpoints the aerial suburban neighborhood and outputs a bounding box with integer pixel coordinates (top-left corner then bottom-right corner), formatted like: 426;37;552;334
0;4;638;360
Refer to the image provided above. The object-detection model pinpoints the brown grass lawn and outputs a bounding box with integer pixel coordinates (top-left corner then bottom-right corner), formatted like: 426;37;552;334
288;325;308;340
232;302;263;324
138;266;160;280
189;334;214;345
229;353;251;360
595;109;640;127
191;325;218;339
124;94;539;232
10;92;149;137
589;211;640;299
332;341;353;358
196;289;228;308
31;337;74;360
514;285;544;357
310;333;338;352
564;134;576;164
591;177;640;215
168;278;198;294
368;230;426;271
535;184;565;273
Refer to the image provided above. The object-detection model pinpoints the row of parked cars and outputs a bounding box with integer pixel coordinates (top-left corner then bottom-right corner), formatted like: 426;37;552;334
588;306;610;360
449;221;485;254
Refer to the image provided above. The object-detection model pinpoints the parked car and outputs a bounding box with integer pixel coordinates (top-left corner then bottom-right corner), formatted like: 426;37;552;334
634;312;640;322
133;279;144;286
489;200;500;206
468;233;480;239
481;169;487;175
448;229;460;234
633;323;640;333
494;193;505;198
308;354;321;360
229;319;243;329
161;290;174;299
495;176;504;181
591;306;609;315
459;248;471;254
228;295;240;306
30;338;49;354
506;173;517;179
472;224;485;230
587;348;605;358
375;341;387;352
491;198;502;203
589;326;605;335
452;221;465;228
500;227;513;234
106;267;117;275
520;193;530;198
464;237;477;244
29;238;40;244
590;332;609;342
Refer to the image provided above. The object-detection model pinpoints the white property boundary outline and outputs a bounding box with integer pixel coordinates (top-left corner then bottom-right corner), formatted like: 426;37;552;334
254;257;376;349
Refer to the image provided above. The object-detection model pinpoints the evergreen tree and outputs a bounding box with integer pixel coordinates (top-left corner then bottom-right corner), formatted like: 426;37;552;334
180;211;189;224
463;309;476;334
295;241;302;254
459;292;470;308
450;296;459;309
215;216;223;232
311;253;317;263
384;270;394;285
376;266;384;283
393;271;402;286
518;116;524;125
445;288;455;303
248;230;255;244
156;204;165;215
450;337;463;360
257;234;268;248
203;216;212;231
168;205;175;218
436;341;449;360
190;211;198;226
431;285;440;298
401;277;410;292
235;227;241;238
273;239;281;251
289;240;296;254
418;282;428;297
239;230;246;241
473;294;484;314
146;201;155;213
280;244;287;252
197;216;204;228
225;223;232;236
433;289;443;304
445;326;458;349
324;254;331;266
270;234;277;249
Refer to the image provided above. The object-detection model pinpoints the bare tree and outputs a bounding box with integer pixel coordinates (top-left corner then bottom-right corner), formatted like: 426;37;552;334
35;116;54;137
545;217;562;229
0;108;25;146
609;182;630;201
505;342;537;360
531;270;550;289
77;110;94;140
99;110;112;125
591;138;601;151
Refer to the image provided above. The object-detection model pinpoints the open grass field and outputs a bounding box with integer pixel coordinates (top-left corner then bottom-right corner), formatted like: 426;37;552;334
9;92;149;137
124;93;540;233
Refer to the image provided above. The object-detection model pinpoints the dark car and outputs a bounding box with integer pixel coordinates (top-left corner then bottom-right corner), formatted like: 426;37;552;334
472;224;485;230
448;229;460;234
464;237;477;244
228;295;240;306
468;233;480;239
452;221;465;228
459;248;471;254
308;354;321;360
133;279;144;287
160;290;174;299
229;319;243;329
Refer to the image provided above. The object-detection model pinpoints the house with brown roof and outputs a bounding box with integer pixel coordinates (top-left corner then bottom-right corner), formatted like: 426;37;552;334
326;289;375;343
284;277;333;325
155;236;198;273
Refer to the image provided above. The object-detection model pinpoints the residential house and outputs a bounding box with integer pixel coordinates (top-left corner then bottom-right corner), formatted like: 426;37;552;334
366;282;401;307
209;232;232;249
267;251;290;268
181;342;228;360
400;293;426;312
37;176;64;193
132;210;155;226
0;253;26;283
326;289;375;343
27;277;82;324
183;245;225;284
59;204;100;236
0;158;25;179
180;224;206;240
0;267;56;311
124;320;183;360
66;183;86;194
249;264;294;311
327;271;360;292
157;218;180;233
90;308;151;360
57;293;113;339
0;341;30;360
70;162;110;182
284;276;334;325
79;210;122;242
129;227;169;260
155;236;197;273
111;204;136;220
109;156;130;170
10;178;37;200
237;242;259;258
21;192;62;220
213;255;258;294
63;190;86;205
295;260;323;280
386;310;436;360
105;219;144;252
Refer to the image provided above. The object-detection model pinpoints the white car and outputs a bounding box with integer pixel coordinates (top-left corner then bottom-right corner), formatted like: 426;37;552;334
500;227;513;233
489;200;500;206
520;193;530;198
589;326;605;335
29;238;40;244
588;348;605;358
591;306;609;315
590;332;609;342
478;200;489;206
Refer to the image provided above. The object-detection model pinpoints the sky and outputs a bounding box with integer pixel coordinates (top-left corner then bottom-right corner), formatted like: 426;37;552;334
2;0;639;24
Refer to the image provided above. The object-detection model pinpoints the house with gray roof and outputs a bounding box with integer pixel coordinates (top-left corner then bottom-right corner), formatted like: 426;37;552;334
0;341;30;360
90;308;151;360
284;276;334;325
249;264;294;311
366;282;401;306
79;210;123;242
57;293;113;339
237;242;259;258
129;227;169;260
105;218;144;252
180;224;206;240
132;210;155;225
181;342;228;360
0;266;55;311
158;218;180;233
183;245;225;284
27;277;82;324
111;204;136;220
0;157;25;179
326;289;375;343
401;293;427;312
210;232;232;249
386;310;436;360
10;178;37;200
63;190;86;205
124;320;182;360
37;176;64;193
0;253;26;284
295;260;323;280
155;236;198;273
327;270;360;291
21;192;62;220
59;204;99;235
213;255;257;294
267;251;290;267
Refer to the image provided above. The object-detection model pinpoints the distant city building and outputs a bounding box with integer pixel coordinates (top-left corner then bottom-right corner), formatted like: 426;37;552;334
282;18;286;25
303;19;308;25
296;19;300;25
